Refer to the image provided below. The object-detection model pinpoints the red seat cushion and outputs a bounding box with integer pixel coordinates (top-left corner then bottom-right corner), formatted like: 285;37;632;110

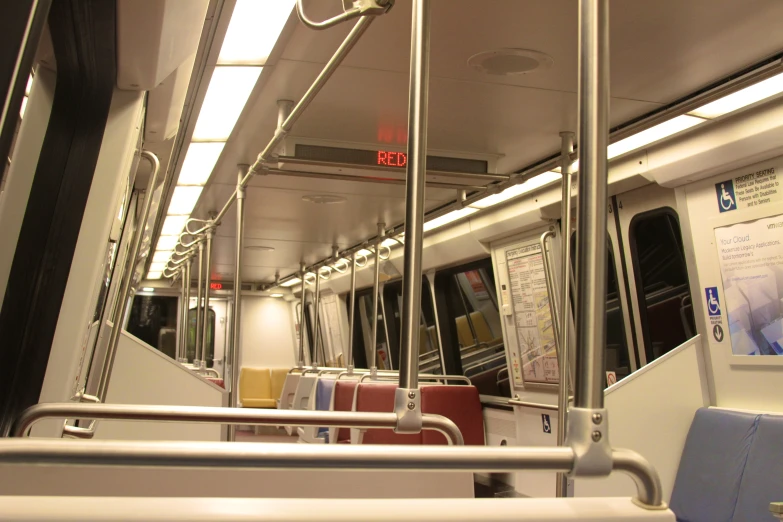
332;380;359;443
355;383;423;445
421;385;485;445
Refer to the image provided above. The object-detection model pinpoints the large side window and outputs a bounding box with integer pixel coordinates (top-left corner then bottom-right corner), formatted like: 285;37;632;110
434;259;509;397
383;280;442;375
570;234;632;381
127;295;179;359
347;287;390;370
629;208;695;363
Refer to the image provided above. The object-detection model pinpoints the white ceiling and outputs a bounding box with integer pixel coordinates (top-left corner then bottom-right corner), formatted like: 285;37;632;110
183;0;783;283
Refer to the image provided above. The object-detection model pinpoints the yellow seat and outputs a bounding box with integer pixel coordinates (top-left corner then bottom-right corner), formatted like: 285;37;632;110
455;315;474;348
270;368;289;406
239;367;274;409
469;311;497;344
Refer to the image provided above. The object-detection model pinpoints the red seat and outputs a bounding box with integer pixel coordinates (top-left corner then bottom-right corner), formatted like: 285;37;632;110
421;385;485;445
354;383;423;445
332;380;359;443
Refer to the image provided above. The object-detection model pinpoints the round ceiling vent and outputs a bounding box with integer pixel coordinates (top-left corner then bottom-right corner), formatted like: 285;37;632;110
468;49;553;76
302;194;347;204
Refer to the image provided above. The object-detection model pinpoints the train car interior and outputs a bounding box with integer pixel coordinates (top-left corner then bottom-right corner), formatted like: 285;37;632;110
2;0;783;520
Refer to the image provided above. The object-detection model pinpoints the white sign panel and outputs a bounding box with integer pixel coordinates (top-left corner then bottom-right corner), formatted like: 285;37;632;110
505;243;559;385
714;214;783;355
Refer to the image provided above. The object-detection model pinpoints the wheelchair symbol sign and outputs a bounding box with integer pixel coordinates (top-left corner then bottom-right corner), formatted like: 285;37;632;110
715;180;737;212
542;414;552;434
705;287;721;317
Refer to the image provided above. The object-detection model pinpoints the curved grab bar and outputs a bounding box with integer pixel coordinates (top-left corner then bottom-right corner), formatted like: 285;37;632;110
178;232;204;249
332;258;350;273
185;218;214;236
318;266;332;280
296;0;361;30
12;403;463;446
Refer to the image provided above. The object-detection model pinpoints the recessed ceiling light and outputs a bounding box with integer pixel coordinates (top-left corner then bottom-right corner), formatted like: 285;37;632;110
468;49;553;76
246;245;275;252
141;287;155;292
302;194;347;204
269;293;283;298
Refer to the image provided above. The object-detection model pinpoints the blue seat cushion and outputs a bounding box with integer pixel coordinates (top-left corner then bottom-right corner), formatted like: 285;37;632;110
669;408;759;522
733;414;783;522
315;379;336;440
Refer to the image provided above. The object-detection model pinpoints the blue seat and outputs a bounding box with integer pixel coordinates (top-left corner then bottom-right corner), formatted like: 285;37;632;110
669;408;760;522
733;414;783;522
315;379;336;440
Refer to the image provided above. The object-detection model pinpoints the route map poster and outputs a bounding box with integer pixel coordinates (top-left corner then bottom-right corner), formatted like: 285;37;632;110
505;243;559;384
714;214;783;355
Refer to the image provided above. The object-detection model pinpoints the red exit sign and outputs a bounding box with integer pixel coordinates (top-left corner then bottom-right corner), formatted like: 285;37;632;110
377;150;407;167
210;282;223;290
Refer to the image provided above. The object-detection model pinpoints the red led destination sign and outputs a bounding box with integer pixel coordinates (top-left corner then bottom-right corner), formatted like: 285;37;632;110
377;150;407;167
210;282;223;290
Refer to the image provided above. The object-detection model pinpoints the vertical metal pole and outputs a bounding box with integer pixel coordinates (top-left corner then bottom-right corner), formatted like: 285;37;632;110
312;268;322;368
178;267;186;363
297;263;307;368
370;224;384;375
347;251;357;374
95;151;160;401
575;0;609;411
200;229;214;368
395;0;430;432
194;241;204;368
556;131;575;497
228;167;246;441
566;0;611;476
181;259;191;363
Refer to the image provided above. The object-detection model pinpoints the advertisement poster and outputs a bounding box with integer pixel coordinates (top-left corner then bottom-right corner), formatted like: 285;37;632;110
505;244;559;384
714;214;783;355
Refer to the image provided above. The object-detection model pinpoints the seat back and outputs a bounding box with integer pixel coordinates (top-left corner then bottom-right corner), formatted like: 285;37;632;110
292;375;318;410
270;368;289;403
733;414;783;522
455;315;475;348
469;311;496;344
354;383;423;445
279;373;301;410
670;407;760;522
239;368;272;403
315;379;336;411
330;379;359;443
421;385;485;445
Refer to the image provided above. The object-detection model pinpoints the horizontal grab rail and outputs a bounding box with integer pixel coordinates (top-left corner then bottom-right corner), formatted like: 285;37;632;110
11;403;463;446
507;397;574;411
359;373;471;385
0;439;662;507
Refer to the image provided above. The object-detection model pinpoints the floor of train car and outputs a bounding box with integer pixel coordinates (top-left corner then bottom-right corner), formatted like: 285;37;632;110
234;428;520;498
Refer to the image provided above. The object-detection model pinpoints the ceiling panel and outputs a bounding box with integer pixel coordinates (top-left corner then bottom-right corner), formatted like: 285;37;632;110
181;0;783;282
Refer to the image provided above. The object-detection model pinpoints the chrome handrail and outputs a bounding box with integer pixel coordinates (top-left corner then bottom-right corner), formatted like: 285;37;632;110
0;439;662;507
12;403;463;446
296;0;392;31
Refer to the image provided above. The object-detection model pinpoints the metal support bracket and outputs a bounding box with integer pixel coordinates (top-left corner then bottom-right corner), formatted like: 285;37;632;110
297;0;393;31
394;387;422;434
565;407;612;477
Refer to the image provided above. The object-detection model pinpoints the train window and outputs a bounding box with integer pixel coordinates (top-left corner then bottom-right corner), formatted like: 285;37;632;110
127;295;179;360
570;234;632;381
351;287;391;370
629;208;695;363
434;259;510;397
383;280;442;375
185;305;216;367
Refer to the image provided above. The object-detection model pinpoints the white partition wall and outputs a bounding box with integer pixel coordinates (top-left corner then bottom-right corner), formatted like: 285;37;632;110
94;331;226;441
573;336;708;500
240;296;297;368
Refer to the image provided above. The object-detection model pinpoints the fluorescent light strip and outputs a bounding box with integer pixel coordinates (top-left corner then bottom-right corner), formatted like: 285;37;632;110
152;250;173;263
608;115;705;159
147;271;163;280
280;278;301;287
192;66;262;141
424;207;478;232
178;142;225;185
470;171;561;209
218;0;295;65
149;262;167;272
161;215;189;236
689;72;783;119
156;235;180;251
168;186;203;216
